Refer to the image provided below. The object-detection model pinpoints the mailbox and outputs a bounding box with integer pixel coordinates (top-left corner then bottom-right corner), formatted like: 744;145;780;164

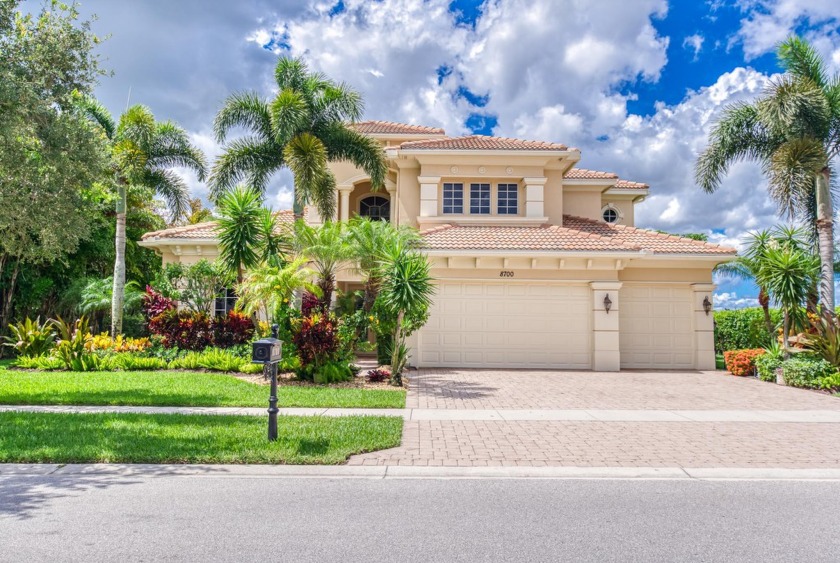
252;337;282;364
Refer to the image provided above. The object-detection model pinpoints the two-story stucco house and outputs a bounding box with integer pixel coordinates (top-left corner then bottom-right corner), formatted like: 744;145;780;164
140;120;735;371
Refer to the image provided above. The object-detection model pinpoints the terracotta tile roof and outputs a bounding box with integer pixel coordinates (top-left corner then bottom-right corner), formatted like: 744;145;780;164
141;209;297;241
400;135;569;151
561;215;736;255
420;224;639;252
564;168;649;190
564;168;619;180
351;120;445;135
613;179;649;190
420;217;735;255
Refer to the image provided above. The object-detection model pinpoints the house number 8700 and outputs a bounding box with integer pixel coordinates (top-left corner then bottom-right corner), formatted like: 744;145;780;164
499;271;514;277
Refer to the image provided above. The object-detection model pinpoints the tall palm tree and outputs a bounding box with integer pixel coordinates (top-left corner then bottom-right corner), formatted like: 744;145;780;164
294;220;352;310
74;96;207;336
695;36;840;313
210;57;388;219
715;230;776;336
347;217;422;314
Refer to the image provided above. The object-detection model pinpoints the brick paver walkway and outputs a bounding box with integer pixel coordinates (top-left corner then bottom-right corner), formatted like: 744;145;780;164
349;369;840;468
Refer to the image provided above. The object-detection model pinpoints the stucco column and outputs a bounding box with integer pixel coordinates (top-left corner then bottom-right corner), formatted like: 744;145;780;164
591;281;622;372
523;177;547;218
385;178;397;223
419;176;440;217
337;185;353;222
691;283;716;370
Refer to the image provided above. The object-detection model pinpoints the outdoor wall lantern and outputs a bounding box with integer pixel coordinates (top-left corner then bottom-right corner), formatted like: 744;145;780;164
603;293;612;314
252;324;282;442
703;296;712;316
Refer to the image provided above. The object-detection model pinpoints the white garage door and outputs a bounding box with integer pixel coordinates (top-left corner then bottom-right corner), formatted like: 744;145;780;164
417;282;591;369
619;285;694;369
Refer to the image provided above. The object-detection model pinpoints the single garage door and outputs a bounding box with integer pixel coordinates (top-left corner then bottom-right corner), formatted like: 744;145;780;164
619;285;694;369
416;282;591;369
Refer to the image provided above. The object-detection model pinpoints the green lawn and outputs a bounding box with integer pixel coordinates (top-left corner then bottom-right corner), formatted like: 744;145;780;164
0;411;402;464
0;371;406;409
0;359;14;370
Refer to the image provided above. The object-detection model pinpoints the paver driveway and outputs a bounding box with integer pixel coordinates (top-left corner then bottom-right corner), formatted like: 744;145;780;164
348;369;840;468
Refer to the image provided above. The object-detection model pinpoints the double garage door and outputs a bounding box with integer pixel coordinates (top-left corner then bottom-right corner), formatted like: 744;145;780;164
415;281;694;370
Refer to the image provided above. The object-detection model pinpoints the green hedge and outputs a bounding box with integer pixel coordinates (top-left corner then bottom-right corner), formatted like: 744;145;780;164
714;308;781;354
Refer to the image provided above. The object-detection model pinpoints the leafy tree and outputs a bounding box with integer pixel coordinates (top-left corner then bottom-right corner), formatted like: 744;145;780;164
74;97;207;336
180;198;213;225
696;36;840;313
294;221;353;310
210;57;388;219
0;1;110;334
157;260;234;315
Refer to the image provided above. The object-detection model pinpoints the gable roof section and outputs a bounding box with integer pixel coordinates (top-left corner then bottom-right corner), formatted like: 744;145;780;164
141;209;297;242
564;168;649;190
399;135;569;151
421;216;735;255
351;120;445;136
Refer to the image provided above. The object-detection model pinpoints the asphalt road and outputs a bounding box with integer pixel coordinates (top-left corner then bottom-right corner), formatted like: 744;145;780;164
2;473;839;562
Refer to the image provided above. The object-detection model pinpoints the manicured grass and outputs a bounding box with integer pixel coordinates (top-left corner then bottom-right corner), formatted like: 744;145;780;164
0;412;402;465
0;371;406;409
0;359;14;370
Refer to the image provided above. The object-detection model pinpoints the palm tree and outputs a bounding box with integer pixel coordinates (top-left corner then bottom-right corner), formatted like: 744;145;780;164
294;220;352;310
348;217;422;314
755;244;819;351
210;57;388;219
715;230;776;337
378;243;434;380
74;96;207;336
78;277;144;333
235;257;319;322
215;186;265;283
695;36;840;313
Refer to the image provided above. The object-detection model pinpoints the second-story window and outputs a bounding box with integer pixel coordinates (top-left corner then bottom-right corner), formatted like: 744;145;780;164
497;184;518;214
470;183;490;214
443;183;463;214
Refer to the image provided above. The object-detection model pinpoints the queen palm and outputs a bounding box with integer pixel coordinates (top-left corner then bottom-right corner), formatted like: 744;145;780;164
210;57;387;219
74;97;207;336
294;221;353;310
695;36;840;313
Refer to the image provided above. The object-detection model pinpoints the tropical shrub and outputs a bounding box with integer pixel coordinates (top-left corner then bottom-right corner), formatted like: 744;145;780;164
815;372;840;391
723;349;765;376
2;317;56;357
314;360;353;384
779;355;835;388
755;352;784;382
211;311;255;348
714;308;781;354
53;316;100;371
167;348;253;373
366;368;391;383
156;260;234;315
142;286;176;319
802;315;840;368
87;333;151;353
15;355;65;370
100;353;169;371
292;313;341;380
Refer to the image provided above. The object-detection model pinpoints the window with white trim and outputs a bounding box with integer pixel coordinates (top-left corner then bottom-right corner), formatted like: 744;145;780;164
497;183;518;214
443;183;463;214
470;183;491;214
602;204;621;224
214;288;237;317
359;195;390;221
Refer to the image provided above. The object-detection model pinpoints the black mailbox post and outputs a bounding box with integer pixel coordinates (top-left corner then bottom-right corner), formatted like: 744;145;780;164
252;325;282;441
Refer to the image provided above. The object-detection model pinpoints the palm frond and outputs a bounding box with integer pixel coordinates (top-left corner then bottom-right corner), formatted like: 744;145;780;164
213;91;273;143
319;123;388;188
148;121;208;180
209;137;283;200
270;89;310;145
283;132;329;212
757;76;831;140
314;82;364;123
695;102;774;193
274;56;309;92
778;36;829;89
71;91;116;139
766;138;825;218
215;186;265;278
141;168;191;221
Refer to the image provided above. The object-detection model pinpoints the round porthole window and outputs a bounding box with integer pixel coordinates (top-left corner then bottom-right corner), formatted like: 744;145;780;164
602;205;621;224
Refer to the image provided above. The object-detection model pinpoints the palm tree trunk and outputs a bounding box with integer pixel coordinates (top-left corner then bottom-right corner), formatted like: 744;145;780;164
815;167;835;314
391;309;404;378
782;309;791;355
759;287;773;337
111;185;127;337
293;191;304;221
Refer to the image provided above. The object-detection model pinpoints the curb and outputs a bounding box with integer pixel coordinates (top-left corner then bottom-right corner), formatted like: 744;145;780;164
3;463;840;481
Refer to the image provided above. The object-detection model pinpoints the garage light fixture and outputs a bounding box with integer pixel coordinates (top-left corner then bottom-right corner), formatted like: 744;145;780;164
703;296;712;315
603;293;612;314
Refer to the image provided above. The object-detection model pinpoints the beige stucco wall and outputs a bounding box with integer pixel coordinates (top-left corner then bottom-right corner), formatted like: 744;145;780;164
397;167;421;227
563;189;602;220
544;170;565;225
602;196;636;226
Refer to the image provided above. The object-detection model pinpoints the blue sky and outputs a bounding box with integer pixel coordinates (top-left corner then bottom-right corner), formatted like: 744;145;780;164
24;0;840;308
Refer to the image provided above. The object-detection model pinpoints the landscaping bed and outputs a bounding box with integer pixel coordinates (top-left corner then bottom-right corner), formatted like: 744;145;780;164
0;371;406;408
0;411;403;465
